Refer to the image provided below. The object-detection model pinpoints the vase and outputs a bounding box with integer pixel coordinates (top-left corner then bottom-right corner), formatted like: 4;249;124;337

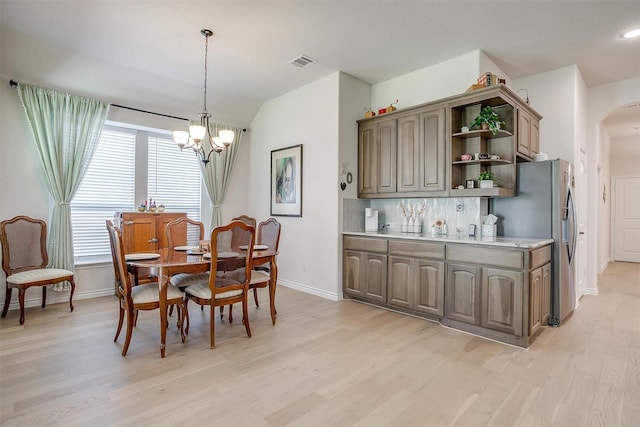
408;216;415;233
480;180;494;189
481;122;489;130
401;216;408;233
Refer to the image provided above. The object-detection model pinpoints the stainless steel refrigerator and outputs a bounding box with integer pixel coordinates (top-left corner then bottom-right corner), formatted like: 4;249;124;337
490;159;577;326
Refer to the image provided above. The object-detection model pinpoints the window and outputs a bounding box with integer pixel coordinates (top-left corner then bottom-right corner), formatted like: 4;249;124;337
71;125;202;264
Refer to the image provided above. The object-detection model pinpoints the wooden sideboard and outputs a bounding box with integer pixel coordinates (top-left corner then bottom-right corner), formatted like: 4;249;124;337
120;212;186;253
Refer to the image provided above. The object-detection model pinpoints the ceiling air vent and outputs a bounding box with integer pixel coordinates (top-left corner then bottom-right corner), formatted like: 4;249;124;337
288;54;316;69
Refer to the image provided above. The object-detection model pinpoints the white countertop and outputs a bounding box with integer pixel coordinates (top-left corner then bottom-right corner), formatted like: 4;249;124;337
342;230;553;249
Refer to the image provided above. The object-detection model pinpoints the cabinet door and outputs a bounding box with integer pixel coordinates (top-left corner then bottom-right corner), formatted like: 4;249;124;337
388;256;413;309
529;266;542;336
446;263;481;325
397;114;420;192
415;259;444;317
344;250;364;297
517;108;532;157
122;213;155;253
358;122;378;195
377;119;397;193
364;253;387;303
482;268;523;336
420;107;447;193
541;263;551;325
530;119;540;156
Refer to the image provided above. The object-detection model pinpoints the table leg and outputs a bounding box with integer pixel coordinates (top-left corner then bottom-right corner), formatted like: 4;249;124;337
159;269;168;358
269;257;278;325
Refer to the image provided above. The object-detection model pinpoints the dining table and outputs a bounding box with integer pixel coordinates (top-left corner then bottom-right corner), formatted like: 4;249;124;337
126;245;278;357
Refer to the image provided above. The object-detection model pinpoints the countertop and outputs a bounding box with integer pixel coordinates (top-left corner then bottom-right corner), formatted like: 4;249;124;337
342;230;553;249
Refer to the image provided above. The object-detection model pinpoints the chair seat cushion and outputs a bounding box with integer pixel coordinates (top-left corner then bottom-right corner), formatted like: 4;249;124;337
170;272;209;289
7;268;73;285
131;283;184;304
185;278;243;300
250;270;270;285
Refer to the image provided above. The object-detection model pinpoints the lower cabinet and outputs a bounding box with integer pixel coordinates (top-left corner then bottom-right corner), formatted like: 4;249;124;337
344;251;387;303
388;257;445;317
529;262;551;337
343;235;552;348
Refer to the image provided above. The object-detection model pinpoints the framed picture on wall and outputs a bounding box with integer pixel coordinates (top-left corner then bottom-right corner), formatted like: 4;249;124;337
271;144;303;217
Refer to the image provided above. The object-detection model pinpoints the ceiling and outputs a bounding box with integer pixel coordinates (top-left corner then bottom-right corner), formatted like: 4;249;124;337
1;1;639;136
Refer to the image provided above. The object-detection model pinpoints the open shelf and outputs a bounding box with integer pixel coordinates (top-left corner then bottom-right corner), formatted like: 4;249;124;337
450;187;515;198
452;129;513;139
452;159;512;166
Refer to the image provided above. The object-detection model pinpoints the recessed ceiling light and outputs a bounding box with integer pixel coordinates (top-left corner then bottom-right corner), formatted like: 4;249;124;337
620;28;640;39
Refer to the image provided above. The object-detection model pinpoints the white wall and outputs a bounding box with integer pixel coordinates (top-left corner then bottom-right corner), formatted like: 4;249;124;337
610;134;640;175
598;128;612;273
371;50;509;112
588;76;640;293
248;72;341;300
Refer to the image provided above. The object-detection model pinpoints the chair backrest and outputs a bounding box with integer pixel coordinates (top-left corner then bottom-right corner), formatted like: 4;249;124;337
209;220;255;295
106;220;132;299
166;217;205;249
257;218;281;251
0;215;48;276
230;215;256;249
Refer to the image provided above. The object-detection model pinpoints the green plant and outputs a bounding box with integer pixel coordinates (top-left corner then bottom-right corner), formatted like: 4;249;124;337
469;106;506;135
478;170;499;181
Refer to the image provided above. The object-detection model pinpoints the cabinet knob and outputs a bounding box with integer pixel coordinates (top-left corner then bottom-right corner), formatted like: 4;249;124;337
148;238;158;243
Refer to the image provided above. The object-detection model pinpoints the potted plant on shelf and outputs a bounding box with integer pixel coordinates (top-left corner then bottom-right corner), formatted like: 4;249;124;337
478;170;499;188
469;106;506;135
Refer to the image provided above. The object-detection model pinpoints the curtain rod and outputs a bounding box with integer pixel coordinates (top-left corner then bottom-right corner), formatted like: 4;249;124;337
9;79;246;131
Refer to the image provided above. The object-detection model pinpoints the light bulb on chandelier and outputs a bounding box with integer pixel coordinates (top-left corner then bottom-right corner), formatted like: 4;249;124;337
173;29;234;165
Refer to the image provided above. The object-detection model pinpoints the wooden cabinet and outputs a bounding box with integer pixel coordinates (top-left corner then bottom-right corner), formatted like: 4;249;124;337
481;267;523;336
529;262;551;337
358;106;447;198
358;118;397;195
387;240;445;316
446;263;481;325
121;212;186;253
517;107;541;159
397;106;448;196
343;236;387;303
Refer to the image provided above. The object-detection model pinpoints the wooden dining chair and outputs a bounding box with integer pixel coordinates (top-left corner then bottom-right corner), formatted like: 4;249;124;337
230;215;256;249
183;220;255;348
1;215;76;325
106;220;186;357
165;217;210;289
249;218;281;310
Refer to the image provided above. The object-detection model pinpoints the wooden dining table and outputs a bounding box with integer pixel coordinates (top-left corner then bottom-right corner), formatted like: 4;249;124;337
126;246;278;357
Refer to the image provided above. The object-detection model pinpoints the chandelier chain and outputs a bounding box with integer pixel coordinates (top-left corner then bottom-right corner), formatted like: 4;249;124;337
203;31;209;113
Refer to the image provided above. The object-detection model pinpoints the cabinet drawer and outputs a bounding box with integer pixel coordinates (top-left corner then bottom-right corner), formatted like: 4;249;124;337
447;245;524;269
388;240;445;259
530;245;552;269
344;236;387;253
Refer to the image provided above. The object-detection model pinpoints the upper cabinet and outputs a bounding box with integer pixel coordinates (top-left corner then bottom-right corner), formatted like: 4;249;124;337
357;85;542;199
358;104;448;198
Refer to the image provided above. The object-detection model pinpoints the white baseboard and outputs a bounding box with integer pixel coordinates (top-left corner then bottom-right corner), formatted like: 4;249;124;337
584;288;599;296
1;287;115;312
598;260;610;274
276;279;341;301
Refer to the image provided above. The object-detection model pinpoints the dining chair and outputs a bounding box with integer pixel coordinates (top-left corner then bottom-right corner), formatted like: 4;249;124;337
106;220;186;357
250;218;281;309
183;220;255;348
230;215;256;249
165;217;210;290
1;215;76;325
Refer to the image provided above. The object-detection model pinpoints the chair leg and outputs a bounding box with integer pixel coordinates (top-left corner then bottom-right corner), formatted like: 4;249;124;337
179;302;186;343
69;278;75;312
184;299;190;334
18;288;26;325
114;302;125;342
220;304;224;320
1;287;12;318
169;304;174;317
228;304;233;323
122;307;135;356
253;288;259;307
41;286;46;308
242;297;252;338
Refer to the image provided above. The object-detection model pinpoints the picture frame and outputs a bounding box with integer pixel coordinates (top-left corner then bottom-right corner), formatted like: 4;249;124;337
271;144;302;217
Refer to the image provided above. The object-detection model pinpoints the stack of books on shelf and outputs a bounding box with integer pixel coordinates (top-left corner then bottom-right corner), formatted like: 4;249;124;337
466;72;507;92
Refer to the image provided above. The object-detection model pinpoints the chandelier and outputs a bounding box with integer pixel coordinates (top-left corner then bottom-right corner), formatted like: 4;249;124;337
173;29;234;165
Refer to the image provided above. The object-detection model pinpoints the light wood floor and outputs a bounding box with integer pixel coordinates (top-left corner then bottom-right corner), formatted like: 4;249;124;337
1;261;639;426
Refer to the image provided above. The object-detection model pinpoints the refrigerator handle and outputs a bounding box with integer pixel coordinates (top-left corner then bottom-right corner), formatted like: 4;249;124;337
566;185;577;263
